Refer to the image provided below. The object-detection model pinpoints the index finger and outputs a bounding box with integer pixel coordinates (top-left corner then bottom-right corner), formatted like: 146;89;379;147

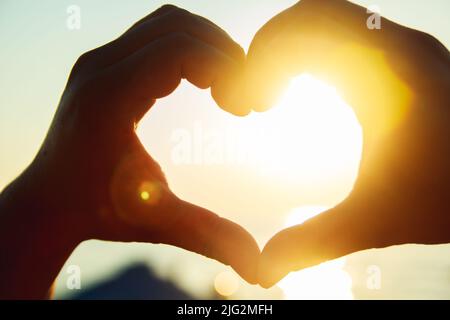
157;198;260;284
245;0;443;113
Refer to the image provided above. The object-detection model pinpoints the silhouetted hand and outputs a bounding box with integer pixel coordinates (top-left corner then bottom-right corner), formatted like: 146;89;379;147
245;0;450;287
0;5;257;298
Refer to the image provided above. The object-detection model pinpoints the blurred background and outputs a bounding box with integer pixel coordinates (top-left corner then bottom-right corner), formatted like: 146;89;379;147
1;0;449;299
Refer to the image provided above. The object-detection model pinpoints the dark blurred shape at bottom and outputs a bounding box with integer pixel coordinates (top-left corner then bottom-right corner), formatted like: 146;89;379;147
70;262;197;300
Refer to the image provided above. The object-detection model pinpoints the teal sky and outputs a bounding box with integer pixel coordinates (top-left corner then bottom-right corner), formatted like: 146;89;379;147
1;1;449;299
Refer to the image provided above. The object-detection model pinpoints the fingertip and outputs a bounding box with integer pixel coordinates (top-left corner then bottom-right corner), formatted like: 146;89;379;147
245;80;286;113
243;55;290;113
226;223;261;285
227;105;252;117
165;198;260;285
250;96;277;113
257;259;279;289
234;43;247;64
211;67;252;117
257;237;290;288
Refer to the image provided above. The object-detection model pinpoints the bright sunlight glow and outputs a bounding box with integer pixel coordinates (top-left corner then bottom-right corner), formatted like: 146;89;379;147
139;73;363;300
262;75;360;300
245;74;363;188
278;206;354;300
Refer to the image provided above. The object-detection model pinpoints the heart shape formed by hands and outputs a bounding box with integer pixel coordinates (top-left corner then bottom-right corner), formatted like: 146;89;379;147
28;0;449;299
131;0;448;289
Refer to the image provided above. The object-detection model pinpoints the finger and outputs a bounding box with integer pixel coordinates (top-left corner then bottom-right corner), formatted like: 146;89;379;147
108;147;259;284
245;0;427;113
89;6;245;74
156;198;260;284
258;198;384;288
247;0;413;69
98;31;249;123
126;4;230;39
125;4;178;31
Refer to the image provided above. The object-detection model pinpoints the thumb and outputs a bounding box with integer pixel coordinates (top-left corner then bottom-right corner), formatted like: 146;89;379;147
108;147;260;284
156;197;261;285
258;199;383;288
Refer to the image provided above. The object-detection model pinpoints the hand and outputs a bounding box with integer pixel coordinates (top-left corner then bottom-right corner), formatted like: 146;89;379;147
0;5;258;298
245;0;450;287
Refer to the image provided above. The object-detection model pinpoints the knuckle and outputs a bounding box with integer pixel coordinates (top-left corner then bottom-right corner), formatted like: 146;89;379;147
164;31;193;49
167;7;193;23
70;49;98;81
417;31;438;45
158;4;179;12
75;49;96;67
413;30;446;54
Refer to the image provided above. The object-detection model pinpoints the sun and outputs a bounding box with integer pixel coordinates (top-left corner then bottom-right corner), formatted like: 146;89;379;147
244;73;363;189
249;75;361;299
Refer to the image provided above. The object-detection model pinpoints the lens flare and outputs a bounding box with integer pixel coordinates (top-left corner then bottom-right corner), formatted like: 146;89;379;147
138;180;161;205
140;191;150;201
214;270;240;297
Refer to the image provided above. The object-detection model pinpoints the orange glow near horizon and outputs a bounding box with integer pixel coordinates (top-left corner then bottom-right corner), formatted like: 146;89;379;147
278;206;353;300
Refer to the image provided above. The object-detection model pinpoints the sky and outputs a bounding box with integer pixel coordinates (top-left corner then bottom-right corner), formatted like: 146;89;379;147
1;0;449;299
